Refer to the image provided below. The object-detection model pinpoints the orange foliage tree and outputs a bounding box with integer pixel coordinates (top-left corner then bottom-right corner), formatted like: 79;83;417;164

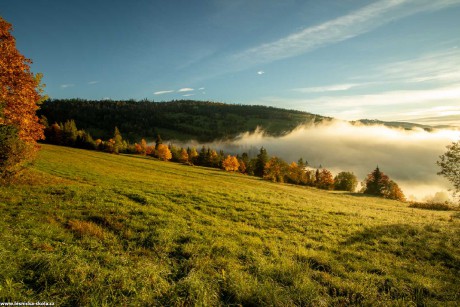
263;157;288;183
316;168;335;190
179;148;189;163
156;144;172;161
135;139;148;155
0;17;45;179
222;155;240;172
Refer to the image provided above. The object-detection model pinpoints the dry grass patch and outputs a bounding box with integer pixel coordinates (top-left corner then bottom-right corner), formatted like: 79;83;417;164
67;220;106;239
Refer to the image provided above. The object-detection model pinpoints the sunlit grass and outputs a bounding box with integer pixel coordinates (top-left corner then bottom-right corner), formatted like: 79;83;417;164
0;144;459;305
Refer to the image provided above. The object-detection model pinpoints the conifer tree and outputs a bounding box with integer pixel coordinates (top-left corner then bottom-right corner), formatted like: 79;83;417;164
155;133;162;150
363;166;405;201
254;147;268;177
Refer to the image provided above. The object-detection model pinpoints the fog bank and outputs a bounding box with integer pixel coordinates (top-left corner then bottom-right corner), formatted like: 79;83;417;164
187;121;459;201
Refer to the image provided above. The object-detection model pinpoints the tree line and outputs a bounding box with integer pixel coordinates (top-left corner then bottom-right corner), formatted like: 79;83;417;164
41;118;406;201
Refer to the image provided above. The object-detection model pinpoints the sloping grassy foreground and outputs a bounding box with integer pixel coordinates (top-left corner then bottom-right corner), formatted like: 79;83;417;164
0;145;459;306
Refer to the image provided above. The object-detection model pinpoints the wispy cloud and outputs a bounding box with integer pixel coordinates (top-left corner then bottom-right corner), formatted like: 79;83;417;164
60;84;74;88
231;0;460;67
88;80;99;85
315;85;460;108
178;88;194;92
292;83;362;93
257;71;265;75
154;90;174;95
373;48;460;84
182;94;195;97
198;87;205;90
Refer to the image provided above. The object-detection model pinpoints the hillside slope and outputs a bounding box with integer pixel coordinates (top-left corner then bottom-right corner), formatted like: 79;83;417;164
0;145;459;305
38;99;329;142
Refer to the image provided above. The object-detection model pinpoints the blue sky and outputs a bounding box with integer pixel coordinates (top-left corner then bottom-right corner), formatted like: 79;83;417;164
2;0;460;123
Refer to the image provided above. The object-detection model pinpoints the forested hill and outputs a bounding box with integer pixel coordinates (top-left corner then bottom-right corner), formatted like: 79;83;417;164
38;99;330;142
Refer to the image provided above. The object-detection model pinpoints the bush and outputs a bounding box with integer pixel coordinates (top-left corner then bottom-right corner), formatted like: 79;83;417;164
409;202;455;211
0;125;31;181
334;172;358;192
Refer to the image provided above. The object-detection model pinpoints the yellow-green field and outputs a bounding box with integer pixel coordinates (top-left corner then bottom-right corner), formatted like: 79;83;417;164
1;144;459;306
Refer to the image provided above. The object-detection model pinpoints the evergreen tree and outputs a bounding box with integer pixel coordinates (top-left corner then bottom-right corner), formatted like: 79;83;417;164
254;147;268;177
363;166;405;201
364;166;386;196
155;133;162;150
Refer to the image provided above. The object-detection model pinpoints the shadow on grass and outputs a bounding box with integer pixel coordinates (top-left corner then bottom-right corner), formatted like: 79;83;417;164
343;224;460;271
349;192;381;198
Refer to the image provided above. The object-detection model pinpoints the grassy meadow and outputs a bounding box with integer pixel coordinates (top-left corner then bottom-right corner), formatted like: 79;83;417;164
0;144;459;306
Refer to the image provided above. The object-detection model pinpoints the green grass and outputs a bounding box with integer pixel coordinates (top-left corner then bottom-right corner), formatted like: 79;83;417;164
1;144;459;306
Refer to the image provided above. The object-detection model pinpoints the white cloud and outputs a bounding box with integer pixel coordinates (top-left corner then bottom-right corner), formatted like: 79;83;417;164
60;84;74;88
154;90;174;95
231;0;460;67
198;87;205;90
182;93;195;97
88;81;99;85
257;71;265;75
178;88;194;92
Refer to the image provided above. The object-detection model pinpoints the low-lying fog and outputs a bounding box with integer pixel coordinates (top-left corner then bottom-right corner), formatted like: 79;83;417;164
181;120;459;201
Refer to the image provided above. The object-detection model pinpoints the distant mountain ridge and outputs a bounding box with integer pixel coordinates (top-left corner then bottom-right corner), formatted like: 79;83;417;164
39;99;444;142
353;119;435;131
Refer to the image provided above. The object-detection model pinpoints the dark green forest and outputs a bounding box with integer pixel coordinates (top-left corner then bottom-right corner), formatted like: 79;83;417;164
38;99;329;142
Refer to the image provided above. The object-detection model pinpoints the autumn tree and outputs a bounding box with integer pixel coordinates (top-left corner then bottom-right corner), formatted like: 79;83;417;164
286;162;306;185
135;139;148;155
156;144;172;161
187;147;199;164
179;148;189;163
382;180;406;202
112;127;124;154
209;149;220;168
334;171;358;192
0;17;45;179
437;140;460;198
316;168;335;190
62;120;78;146
264;157;288;183
363;166;405;201
222;155;240;172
